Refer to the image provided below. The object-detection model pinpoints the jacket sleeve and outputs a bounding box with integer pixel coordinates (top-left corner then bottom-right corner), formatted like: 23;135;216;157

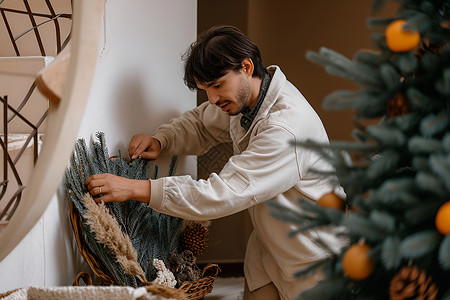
149;121;308;221
152;101;232;156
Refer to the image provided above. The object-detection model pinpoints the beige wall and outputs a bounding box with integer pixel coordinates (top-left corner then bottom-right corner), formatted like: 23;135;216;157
247;0;398;140
196;0;253;264
247;0;372;141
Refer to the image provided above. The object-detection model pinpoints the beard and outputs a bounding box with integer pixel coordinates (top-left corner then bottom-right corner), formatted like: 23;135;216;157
227;76;251;116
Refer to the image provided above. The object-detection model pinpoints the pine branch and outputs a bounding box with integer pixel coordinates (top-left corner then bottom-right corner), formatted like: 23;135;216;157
438;234;450;270
393;51;419;74
306;48;380;86
345;212;384;243
409;136;444;153
168;155;178;176
399;230;441;259
429;154;450;191
404;199;442;226
381;235;402;270
420;111;449;137
65;133;183;286
366;151;400;179
153;164;160;180
366;126;406;148
379;63;402;91
416;172;446;197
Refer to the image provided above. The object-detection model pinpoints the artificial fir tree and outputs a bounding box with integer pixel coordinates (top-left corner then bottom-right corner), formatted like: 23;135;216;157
269;0;450;299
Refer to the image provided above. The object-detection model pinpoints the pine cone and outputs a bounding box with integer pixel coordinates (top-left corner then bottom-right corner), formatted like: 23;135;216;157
167;251;201;284
181;222;209;256
387;93;411;118
181;249;196;265
389;265;438;300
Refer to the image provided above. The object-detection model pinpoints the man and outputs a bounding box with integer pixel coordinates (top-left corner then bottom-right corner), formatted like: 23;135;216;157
86;25;343;300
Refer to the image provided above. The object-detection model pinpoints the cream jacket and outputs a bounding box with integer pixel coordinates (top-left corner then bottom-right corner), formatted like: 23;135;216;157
150;66;344;298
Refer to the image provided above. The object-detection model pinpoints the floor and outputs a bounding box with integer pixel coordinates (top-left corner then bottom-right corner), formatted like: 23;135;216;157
0;278;245;300
205;277;244;300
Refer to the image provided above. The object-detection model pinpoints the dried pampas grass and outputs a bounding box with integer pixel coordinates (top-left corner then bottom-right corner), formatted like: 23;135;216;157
143;283;187;299
82;193;147;282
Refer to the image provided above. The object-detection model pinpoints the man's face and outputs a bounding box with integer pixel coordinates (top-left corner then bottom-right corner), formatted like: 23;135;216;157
196;69;251;116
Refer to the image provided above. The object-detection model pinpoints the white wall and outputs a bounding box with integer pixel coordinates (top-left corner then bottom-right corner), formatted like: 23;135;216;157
0;0;196;292
78;0;197;177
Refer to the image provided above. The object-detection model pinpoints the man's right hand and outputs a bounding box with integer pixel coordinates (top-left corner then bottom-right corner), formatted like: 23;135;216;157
128;134;161;160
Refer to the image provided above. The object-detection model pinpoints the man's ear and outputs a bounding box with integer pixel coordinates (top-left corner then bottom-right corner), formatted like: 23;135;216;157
241;58;254;77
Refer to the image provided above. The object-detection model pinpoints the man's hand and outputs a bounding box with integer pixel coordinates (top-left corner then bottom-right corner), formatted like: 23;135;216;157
128;134;161;160
85;173;150;204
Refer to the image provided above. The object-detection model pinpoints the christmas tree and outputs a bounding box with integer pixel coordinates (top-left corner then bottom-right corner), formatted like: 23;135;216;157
269;0;450;299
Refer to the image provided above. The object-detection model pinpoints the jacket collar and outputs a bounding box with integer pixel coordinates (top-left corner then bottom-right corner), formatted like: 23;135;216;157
240;71;272;131
229;65;286;147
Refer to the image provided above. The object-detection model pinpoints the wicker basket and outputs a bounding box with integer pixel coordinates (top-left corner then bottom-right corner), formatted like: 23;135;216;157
175;263;220;299
69;201;220;299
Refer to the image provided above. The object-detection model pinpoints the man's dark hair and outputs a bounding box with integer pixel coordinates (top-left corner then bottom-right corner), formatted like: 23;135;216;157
183;25;266;90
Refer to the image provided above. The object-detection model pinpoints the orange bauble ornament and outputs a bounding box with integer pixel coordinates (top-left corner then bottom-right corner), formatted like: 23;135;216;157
435;201;450;235
385;19;420;52
317;192;345;210
342;243;375;280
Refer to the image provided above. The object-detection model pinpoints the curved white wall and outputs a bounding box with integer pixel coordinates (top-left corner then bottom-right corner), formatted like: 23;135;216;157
0;0;196;292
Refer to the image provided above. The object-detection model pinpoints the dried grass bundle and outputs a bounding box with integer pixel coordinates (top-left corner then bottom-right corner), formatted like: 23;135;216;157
82;193;147;282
